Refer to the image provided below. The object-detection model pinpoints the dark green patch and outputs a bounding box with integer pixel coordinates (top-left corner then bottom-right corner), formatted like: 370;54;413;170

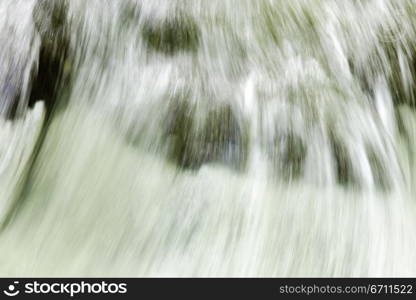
379;29;416;108
203;105;249;170
142;15;200;55
329;132;357;187
166;98;248;171
166;98;198;169
278;133;306;180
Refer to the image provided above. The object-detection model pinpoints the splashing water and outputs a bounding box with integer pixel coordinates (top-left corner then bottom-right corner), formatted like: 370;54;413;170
1;0;416;276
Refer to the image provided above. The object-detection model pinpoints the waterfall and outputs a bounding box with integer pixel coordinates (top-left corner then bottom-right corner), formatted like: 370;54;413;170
1;0;416;276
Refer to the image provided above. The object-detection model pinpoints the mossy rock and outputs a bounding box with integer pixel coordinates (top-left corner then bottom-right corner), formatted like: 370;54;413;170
277;133;306;181
166;100;249;171
142;15;200;55
203;105;249;170
329;132;357;187
165;98;199;169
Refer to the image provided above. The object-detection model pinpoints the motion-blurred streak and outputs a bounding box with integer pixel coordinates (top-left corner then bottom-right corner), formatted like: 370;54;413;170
0;0;416;277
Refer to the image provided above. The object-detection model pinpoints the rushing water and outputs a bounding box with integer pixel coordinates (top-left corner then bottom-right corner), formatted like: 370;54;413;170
1;0;416;276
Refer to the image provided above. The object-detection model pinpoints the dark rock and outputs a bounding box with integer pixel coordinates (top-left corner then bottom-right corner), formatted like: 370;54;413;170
166;98;248;171
277;132;306;180
166;98;198;169
329;132;357;187
203;104;249;170
142;15;200;55
30;0;71;118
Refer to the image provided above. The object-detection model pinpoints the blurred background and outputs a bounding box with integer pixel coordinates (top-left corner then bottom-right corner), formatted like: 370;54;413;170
1;0;416;276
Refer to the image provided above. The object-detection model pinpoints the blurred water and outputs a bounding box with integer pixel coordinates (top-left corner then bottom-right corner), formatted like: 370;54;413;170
1;0;416;276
